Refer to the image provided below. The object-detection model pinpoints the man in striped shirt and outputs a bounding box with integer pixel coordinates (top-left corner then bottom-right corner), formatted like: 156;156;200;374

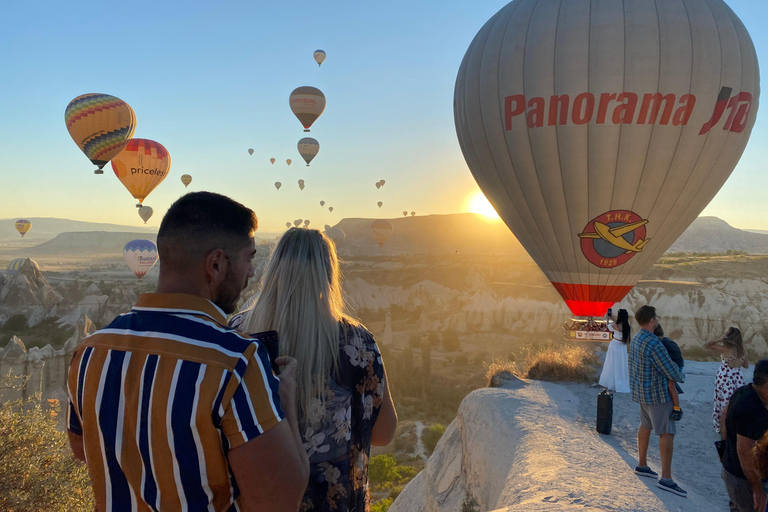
67;192;309;511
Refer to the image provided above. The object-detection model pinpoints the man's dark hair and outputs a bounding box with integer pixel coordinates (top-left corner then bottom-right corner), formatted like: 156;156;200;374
635;305;656;326
157;192;257;268
653;324;664;337
754;359;768;387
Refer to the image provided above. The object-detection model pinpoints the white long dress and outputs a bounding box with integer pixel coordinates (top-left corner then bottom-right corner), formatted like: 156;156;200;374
599;324;630;393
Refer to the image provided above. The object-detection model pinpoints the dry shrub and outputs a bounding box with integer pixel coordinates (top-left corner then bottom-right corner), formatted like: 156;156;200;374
525;344;600;383
485;358;522;387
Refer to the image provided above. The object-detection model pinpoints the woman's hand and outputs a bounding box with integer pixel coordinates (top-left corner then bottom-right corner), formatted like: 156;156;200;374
274;356;298;410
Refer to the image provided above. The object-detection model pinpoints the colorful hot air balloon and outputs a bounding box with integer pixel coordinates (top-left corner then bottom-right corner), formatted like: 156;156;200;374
248;148;254;155
275;181;282;190
65;93;137;174
123;239;158;279
298;179;305;191
286;222;292;229
377;201;383;208
6;258;27;277
286;159;292;166
304;220;311;228
403;211;408;217
410;212;415;217
329;207;334;213
270;158;276;164
454;0;759;317
289;86;326;132
294;219;303;227
297;138;320;166
14;220;31;237
181;174;192;188
320;201;325;207
314;50;326;67
371;220;393;247
111;139;171;206
375;182;382;190
138;206;153;224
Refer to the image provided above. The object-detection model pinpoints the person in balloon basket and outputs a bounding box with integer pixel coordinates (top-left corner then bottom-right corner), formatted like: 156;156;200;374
720;360;768;512
66;192;309;512
628;305;686;497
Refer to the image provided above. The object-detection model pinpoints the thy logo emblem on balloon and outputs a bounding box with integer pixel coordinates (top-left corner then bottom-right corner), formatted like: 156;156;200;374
454;0;760;317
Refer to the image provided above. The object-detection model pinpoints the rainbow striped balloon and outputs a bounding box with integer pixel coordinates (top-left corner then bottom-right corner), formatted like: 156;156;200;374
65;94;137;174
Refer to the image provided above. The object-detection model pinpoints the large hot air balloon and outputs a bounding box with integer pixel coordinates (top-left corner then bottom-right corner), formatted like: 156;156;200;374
324;225;345;245
298;179;305;191
371;220;393;247
454;0;759;318
377;201;383;208
329;207;334;213
286;159;292;166
65;93;137;174
297;138;320;166
289;86;326;132
248;148;254;155
111;139;171;206
123;239;158;279
314;50;326;67
14;220;31;237
138;206;153;224
275;181;282;190
320;200;325;207
270;158;276;165
181;174;192;188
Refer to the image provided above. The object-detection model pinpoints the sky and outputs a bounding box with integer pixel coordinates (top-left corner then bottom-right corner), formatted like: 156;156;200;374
0;0;766;233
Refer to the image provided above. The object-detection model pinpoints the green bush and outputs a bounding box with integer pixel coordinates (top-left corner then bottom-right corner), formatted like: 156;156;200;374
371;497;393;512
370;454;401;485
0;373;94;511
423;423;446;455
3;314;29;333
461;492;479;512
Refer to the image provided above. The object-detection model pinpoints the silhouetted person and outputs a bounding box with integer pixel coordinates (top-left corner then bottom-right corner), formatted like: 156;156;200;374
67;192;309;511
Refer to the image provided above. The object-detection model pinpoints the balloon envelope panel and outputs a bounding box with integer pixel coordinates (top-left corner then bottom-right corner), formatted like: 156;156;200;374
454;0;759;316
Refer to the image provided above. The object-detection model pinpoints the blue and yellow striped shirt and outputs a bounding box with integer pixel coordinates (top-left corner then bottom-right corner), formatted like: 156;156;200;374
67;293;284;512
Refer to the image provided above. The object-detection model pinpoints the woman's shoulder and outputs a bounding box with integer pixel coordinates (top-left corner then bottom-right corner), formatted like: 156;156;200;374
339;319;376;346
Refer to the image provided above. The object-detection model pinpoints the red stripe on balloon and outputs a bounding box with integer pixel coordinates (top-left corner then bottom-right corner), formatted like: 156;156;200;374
550;282;634;317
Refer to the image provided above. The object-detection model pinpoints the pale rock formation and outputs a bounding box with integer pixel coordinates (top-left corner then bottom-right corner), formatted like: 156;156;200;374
0;259;62;308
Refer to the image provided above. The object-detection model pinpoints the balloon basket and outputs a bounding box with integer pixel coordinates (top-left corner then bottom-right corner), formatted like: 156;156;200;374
136;203;142;208
563;317;612;342
94;169;104;175
304;129;310;132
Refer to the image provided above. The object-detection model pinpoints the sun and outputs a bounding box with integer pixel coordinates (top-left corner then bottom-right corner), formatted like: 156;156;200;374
466;191;501;221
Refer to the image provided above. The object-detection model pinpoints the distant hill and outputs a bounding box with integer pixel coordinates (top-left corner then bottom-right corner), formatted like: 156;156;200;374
0;217;156;242
668;217;768;253
334;213;527;256
745;229;768;235
19;232;158;256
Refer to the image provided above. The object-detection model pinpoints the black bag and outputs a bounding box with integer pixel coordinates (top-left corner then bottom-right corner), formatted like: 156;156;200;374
715;440;726;460
597;389;613;435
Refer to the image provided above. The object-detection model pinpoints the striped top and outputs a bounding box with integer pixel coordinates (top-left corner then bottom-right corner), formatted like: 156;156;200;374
67;293;284;512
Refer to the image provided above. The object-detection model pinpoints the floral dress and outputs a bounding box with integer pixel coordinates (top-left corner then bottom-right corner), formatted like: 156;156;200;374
299;322;385;512
713;354;746;433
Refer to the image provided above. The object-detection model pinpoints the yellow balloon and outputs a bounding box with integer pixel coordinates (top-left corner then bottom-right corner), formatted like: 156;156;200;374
181;174;192;187
15;219;31;237
111;139;171;204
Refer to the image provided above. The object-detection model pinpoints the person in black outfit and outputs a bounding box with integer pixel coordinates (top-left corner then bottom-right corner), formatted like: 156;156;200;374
721;359;768;512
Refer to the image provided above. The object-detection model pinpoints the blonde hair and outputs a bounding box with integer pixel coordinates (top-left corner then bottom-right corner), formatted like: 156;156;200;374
239;228;358;420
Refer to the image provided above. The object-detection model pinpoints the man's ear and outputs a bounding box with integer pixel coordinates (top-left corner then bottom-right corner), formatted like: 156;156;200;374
205;248;228;284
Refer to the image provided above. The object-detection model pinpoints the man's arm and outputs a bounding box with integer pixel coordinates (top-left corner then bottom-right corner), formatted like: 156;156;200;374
228;421;308;512
650;343;685;383
737;434;768;512
372;370;397;446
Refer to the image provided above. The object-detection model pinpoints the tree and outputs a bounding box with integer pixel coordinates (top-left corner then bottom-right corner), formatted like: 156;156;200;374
3;314;28;333
442;329;461;352
369;454;400;485
423;423;446;455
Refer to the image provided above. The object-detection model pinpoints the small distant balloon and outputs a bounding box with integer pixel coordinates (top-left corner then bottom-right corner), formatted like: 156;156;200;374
314;50;326;67
275;181;282;190
377;201;383;208
248;148;254;155
298;179;305;191
65;93;137;174
138;206;153;224
411;211;415;217
324;225;345;245
270;158;276;164
294;219;303;227
297;137;320;166
123;239;158;279
181;174;192;187
304;220;310;228
329;207;334;213
286;159;292;166
289;86;326;132
380;180;386;187
403;211;408;217
15;220;31;237
286;222;292;228
320;200;325;207
371;220;393;247
375;182;381;190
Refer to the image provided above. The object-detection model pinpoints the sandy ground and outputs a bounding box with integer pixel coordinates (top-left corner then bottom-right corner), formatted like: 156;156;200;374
562;361;754;510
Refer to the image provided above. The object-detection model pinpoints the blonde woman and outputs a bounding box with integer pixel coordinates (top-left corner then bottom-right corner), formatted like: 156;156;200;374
706;327;748;436
234;228;397;512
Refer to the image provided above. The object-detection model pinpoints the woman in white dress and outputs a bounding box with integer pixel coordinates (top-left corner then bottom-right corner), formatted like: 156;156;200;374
599;309;631;393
